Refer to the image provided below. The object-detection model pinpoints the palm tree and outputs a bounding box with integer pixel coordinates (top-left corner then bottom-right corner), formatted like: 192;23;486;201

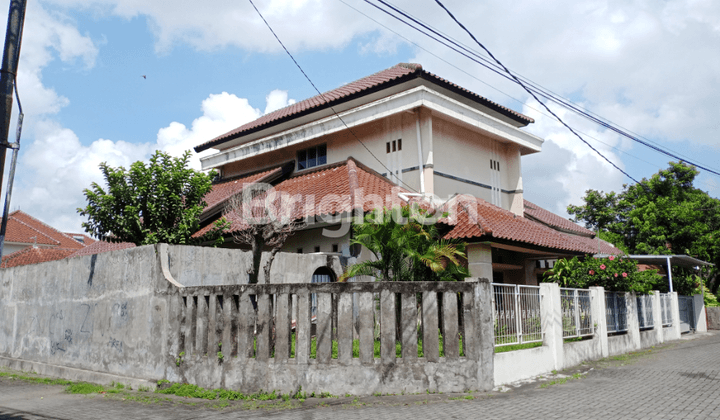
342;205;469;282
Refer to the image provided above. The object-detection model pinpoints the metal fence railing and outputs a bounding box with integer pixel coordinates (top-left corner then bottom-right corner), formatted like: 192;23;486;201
660;293;673;327
491;284;543;347
560;288;594;338
637;294;654;330
605;292;628;334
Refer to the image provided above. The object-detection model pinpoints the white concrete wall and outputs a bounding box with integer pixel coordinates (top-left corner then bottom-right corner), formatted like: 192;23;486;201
694;294;707;333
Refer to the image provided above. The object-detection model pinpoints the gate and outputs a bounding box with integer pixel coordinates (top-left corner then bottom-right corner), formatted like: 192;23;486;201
678;295;695;333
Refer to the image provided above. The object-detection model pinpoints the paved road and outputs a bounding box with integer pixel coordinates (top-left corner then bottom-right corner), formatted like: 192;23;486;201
2;332;720;420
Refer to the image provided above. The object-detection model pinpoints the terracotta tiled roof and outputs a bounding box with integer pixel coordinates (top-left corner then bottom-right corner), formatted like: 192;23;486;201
1;247;77;269
9;211;85;249
4;217;59;246
194;158;407;237
439;196;601;253
202;166;284;218
64;232;97;246
195;63;533;152
523;200;595;237
565;234;623;256
68;240;136;258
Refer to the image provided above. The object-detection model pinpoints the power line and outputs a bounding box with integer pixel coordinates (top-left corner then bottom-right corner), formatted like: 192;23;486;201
246;0;419;194
340;0;719;193
430;0;643;186
360;0;720;178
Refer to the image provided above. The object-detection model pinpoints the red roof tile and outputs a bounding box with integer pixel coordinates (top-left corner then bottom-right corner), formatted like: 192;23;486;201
195;63;533;152
194;158;407;237
523;200;595;237
202;166;284;218
1;247;77;268
68;240;136;258
4;217;59;246
9;211;85;249
440;196;607;254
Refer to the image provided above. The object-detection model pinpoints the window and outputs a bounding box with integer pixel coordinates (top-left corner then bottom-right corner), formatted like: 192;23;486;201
332;244;339;253
297;248;303;254
386;139;402;153
490;159;500;171
297;144;327;170
314;246;320;253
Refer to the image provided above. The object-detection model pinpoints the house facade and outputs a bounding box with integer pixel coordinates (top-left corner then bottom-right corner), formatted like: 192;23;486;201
194;63;619;285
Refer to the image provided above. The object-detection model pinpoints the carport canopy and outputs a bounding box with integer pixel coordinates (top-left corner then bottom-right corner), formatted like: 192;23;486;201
596;254;714;293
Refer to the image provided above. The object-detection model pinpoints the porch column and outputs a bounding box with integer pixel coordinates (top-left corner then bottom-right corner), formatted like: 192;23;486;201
466;243;493;282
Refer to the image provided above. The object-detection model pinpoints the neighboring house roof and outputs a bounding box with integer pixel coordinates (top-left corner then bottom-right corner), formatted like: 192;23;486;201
68;240;136;258
1;247;78;269
195;63;534;152
523;200;595;237
8;211;85;249
64;232;97;246
4;216;59;246
194;158;408;237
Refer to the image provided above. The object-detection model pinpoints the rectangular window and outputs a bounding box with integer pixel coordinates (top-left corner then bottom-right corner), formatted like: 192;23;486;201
297;248;303;254
397;138;402;151
297;144;327;171
332;244;339;253
314;246;320;253
386;142;391;154
392;140;396;152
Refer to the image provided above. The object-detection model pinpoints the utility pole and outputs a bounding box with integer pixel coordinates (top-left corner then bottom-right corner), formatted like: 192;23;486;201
0;0;28;259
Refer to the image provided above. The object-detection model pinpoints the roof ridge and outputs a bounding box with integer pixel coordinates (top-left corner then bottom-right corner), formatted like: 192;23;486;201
9;216;61;245
12;212;85;247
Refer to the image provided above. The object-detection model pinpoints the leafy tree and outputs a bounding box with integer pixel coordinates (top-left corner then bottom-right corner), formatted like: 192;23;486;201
341;206;469;282
568;162;720;294
78;150;227;246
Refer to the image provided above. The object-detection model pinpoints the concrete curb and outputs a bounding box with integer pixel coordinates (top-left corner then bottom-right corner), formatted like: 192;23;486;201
0;355;157;390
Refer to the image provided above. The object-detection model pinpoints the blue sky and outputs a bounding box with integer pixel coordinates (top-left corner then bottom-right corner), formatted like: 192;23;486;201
4;0;720;232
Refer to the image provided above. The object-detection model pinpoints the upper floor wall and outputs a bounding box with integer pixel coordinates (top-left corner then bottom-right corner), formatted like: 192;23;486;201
201;76;542;215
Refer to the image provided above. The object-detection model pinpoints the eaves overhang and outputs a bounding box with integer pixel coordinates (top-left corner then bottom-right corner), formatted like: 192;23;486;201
200;85;544;171
194;65;533;153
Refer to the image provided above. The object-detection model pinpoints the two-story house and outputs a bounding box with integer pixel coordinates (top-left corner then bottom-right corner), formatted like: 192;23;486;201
193;63;619;285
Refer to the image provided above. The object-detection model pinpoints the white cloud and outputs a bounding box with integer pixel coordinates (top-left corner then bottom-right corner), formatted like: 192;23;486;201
16;120;152;232
263;89;295;115
14;90;285;232
45;0;374;54
157;92;264;168
521;100;626;217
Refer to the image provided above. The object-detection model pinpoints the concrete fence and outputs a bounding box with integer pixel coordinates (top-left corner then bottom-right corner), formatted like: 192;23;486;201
0;244;704;393
493;283;706;386
166;281;494;394
0;244;495;395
